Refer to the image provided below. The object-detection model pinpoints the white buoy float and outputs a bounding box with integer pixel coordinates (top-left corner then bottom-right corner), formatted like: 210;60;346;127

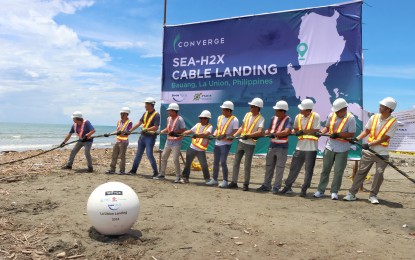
87;182;140;235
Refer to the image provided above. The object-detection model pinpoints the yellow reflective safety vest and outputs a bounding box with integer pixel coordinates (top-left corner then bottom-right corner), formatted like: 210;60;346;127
329;112;352;143
214;115;235;143
297;112;318;141
368;114;396;147
142;110;157;128
116;119;131;141
241;112;263;142
191;123;212;151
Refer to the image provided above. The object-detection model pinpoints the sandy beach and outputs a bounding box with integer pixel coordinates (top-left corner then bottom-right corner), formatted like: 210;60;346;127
1;147;414;259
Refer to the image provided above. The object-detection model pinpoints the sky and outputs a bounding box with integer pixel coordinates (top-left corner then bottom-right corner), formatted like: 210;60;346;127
1;0;414;125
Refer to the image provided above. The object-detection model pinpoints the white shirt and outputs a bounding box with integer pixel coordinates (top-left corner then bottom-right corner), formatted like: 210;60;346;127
189;123;213;152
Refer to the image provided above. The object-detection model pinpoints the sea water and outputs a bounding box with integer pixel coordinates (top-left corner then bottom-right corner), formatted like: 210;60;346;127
0;122;156;152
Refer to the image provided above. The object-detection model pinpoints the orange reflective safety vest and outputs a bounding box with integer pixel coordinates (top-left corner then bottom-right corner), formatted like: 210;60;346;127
297;112;318;141
214;115;235;143
116;119;131;141
73;120;87;138
270;115;289;144
142;110;157;128
167;116;183;141
242;112;263;139
329;112;352;143
368;114;396;147
191;123;212;151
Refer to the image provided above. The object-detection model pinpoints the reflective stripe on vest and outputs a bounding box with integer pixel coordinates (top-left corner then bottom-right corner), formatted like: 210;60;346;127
270;116;289;144
242;112;263;143
143;111;157;128
214;115;235;143
329;112;352;143
368;114;396;147
167;116;183;141
73;120;86;138
297;112;318;141
116;119;131;141
191;123;211;151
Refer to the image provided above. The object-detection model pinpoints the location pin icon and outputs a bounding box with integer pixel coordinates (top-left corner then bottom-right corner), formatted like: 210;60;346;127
297;43;308;60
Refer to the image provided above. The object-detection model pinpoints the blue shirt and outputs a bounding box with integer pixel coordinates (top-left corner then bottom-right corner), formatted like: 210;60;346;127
268;116;292;149
69;120;94;142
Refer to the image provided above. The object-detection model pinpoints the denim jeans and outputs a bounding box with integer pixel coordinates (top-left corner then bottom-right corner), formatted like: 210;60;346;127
131;135;158;176
212;144;232;181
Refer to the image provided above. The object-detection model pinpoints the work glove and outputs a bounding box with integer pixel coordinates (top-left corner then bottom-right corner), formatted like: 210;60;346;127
104;133;110;137
313;132;322;137
153;132;160;136
242;135;250;140
330;133;340;139
81;136;88;142
349;137;358;144
362;143;370;150
207;135;215;140
226;136;235;140
122;131;131;135
269;133;276;139
59;142;66;148
116;131;122;135
141;128;148;134
192;134;198;139
295;130;304;136
168;131;179;137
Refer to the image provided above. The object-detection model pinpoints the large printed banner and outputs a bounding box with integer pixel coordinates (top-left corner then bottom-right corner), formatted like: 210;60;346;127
389;109;415;152
161;1;363;158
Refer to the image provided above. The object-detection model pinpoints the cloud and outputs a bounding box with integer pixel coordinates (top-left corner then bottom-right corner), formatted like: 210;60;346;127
0;0;163;125
365;65;415;79
102;41;146;49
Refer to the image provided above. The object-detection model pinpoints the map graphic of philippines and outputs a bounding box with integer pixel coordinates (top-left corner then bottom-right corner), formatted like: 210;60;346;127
287;10;364;152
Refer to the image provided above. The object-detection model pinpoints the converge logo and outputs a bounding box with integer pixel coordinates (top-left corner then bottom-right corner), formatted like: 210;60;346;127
173;34;225;53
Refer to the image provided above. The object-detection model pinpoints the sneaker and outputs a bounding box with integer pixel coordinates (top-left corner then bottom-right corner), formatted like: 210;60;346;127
105;170;115;174
153;175;165;180
313;191;324;198
368;196;379;204
331;193;338;200
343;192;356;201
300;189;307;197
174;176;180;183
152;173;158;178
118;171;125;175
219;180;228;188
180;178;189;184
87;167;93;173
242;184;249;191
206;179;218;186
271;187;279;194
228;182;238;189
285;188;293;194
62;165;72;170
280;186;290;194
127;170;137;175
256;185;270;192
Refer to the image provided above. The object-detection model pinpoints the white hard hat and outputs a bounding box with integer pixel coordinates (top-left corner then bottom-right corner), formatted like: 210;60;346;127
120;107;131;114
273;100;289;111
167;103;179;111
379;97;397;110
298;99;314;110
72;111;83;118
332;98;348;112
198;110;212;118
220;101;234;111
248;97;264;108
144;97;156;104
